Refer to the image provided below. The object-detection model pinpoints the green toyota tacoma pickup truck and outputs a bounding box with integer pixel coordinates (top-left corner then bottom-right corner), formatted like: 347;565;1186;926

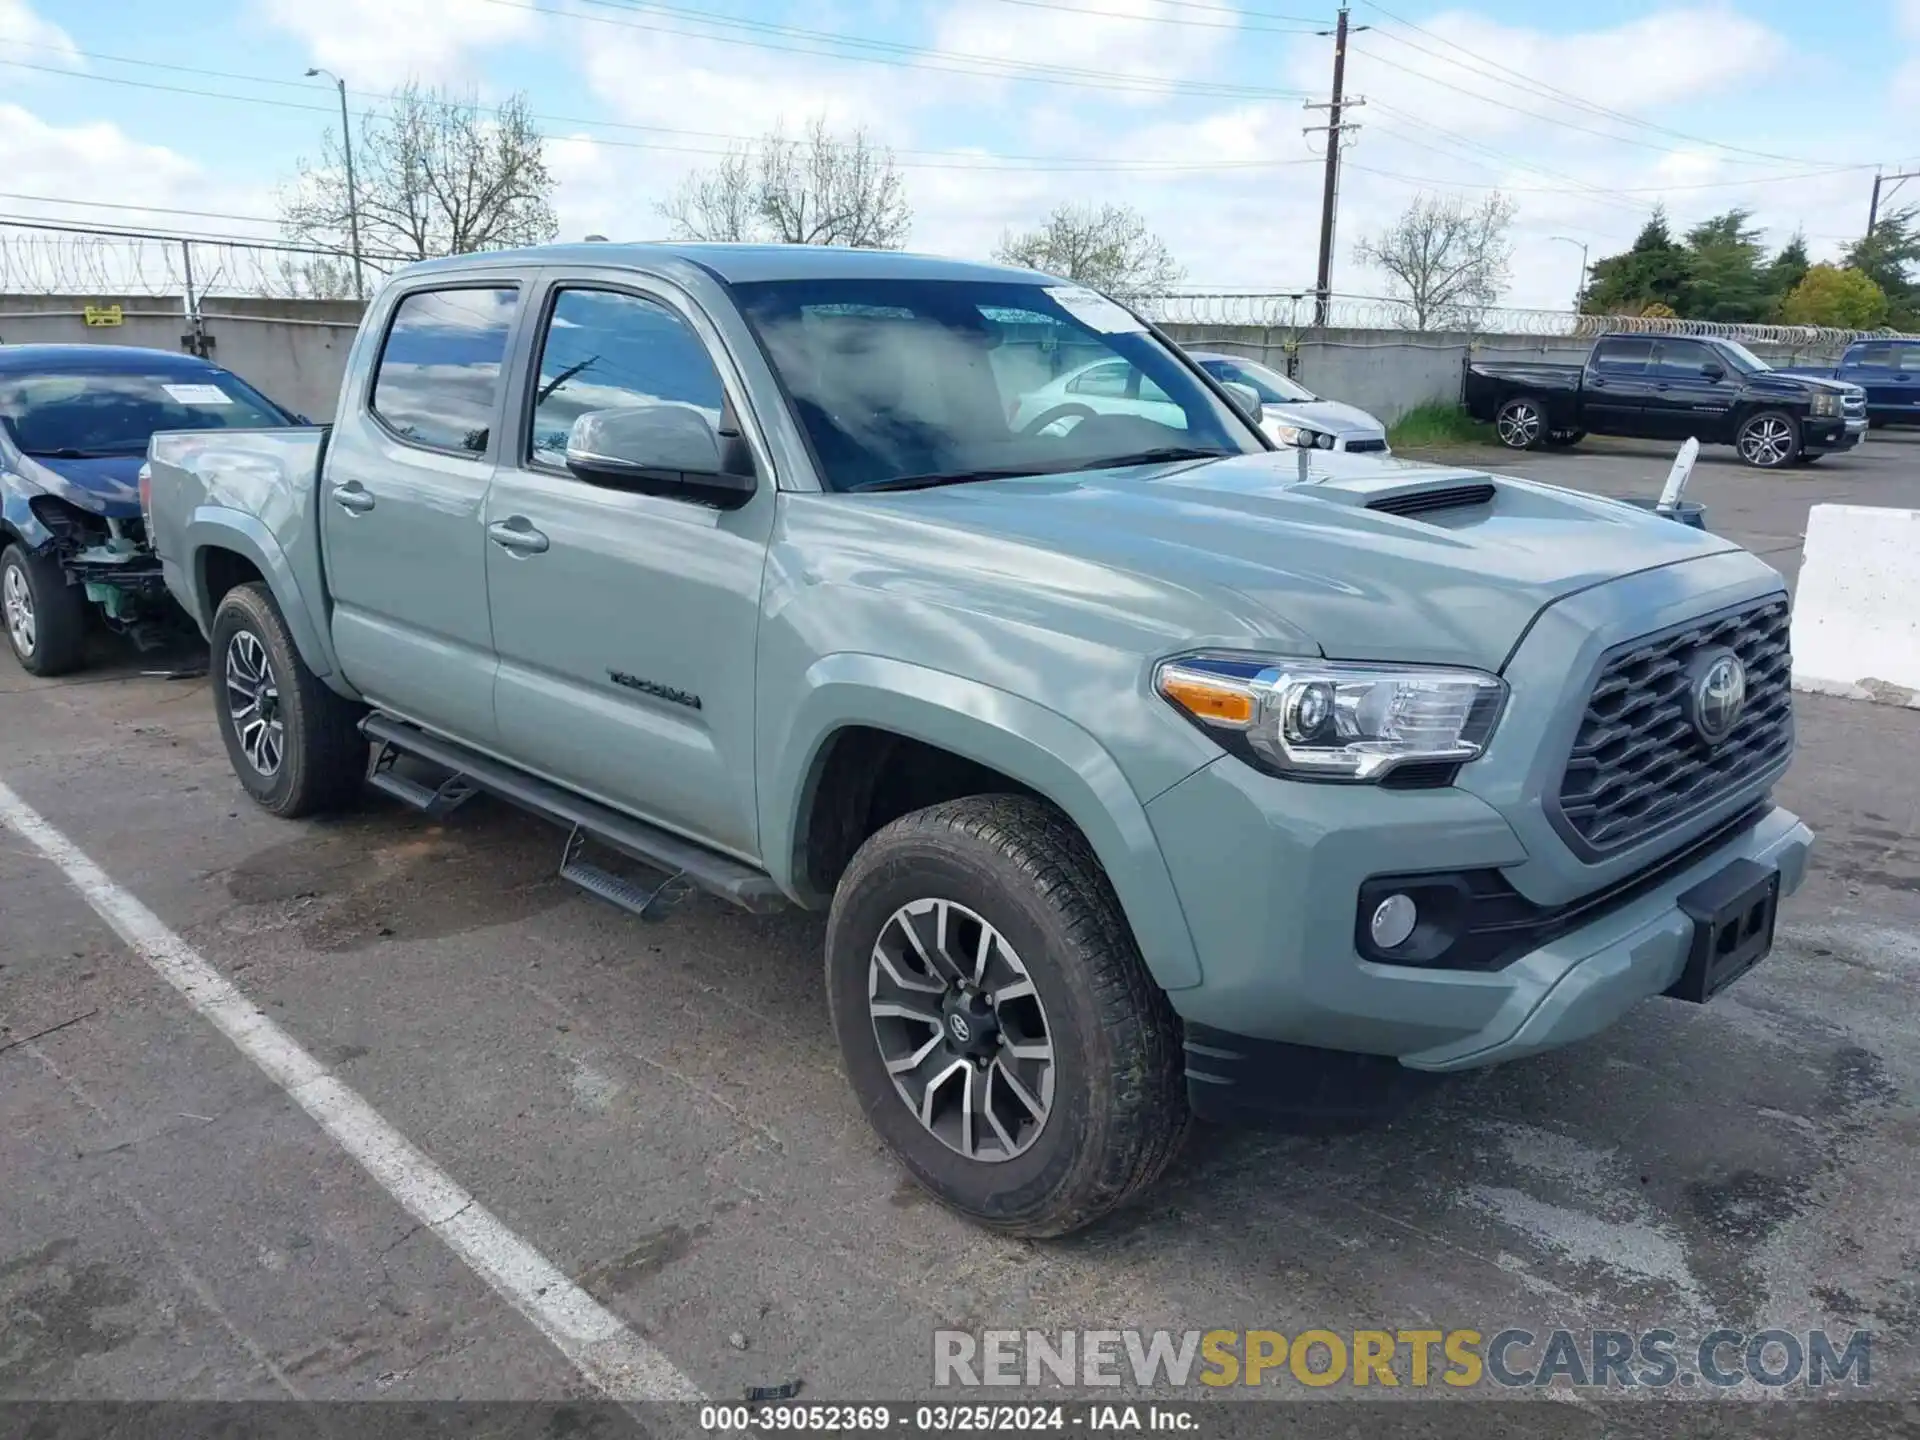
144;245;1813;1237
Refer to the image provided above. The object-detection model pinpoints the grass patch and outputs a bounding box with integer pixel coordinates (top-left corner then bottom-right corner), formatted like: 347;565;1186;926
1387;402;1495;450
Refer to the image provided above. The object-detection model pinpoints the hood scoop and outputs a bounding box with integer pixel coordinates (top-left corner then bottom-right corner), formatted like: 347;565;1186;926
1366;481;1497;518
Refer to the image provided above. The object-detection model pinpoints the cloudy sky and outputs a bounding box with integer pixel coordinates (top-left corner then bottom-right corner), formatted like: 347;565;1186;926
6;0;1918;308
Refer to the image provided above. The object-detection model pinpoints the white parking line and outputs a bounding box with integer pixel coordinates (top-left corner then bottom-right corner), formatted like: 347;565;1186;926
0;776;706;1405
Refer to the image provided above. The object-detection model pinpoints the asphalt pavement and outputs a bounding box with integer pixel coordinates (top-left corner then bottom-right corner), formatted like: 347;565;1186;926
3;431;1918;1425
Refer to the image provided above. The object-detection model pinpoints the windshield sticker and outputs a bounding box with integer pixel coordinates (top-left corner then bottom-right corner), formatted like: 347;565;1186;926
162;383;234;405
1044;286;1146;334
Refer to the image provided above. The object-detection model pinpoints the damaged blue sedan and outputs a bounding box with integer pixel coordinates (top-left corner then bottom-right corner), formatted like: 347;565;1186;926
1;345;300;674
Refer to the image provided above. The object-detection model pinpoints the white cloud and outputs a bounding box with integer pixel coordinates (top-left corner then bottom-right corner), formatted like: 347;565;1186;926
0;0;81;67
932;0;1230;101
1895;0;1920;108
257;0;538;89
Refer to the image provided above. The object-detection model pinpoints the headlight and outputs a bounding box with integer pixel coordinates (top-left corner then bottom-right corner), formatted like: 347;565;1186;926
1809;392;1840;418
1155;653;1506;781
1270;423;1335;450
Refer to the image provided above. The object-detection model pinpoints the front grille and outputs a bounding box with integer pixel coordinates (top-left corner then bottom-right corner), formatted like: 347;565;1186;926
1552;597;1793;857
1345;437;1389;454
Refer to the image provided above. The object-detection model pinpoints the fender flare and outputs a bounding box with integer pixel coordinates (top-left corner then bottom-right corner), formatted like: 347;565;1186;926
185;506;349;690
765;653;1204;991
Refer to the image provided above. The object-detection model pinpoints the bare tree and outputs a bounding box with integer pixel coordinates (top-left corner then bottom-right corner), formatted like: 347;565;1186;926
993;202;1183;298
281;83;559;268
1354;192;1516;330
659;115;911;249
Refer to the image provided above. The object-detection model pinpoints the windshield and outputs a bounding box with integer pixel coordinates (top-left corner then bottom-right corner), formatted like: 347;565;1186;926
728;277;1263;492
0;368;290;458
1197;355;1317;404
1717;341;1769;373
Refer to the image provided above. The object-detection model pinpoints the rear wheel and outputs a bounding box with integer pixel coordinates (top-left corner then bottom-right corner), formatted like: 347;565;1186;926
1494;396;1549;450
1;542;88;676
210;583;366;817
826;795;1188;1237
1736;410;1801;469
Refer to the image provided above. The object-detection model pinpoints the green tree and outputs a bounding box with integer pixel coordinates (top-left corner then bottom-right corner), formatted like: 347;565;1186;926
1846;206;1920;329
1779;264;1889;329
1682;209;1770;323
1765;232;1809;318
1580;208;1690;315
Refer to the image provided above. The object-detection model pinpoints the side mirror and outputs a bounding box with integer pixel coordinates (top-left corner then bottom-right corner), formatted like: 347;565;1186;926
565;404;754;506
1221;380;1264;424
1701;364;1726;382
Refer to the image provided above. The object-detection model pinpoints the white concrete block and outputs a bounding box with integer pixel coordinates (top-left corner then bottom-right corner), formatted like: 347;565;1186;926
1790;503;1920;708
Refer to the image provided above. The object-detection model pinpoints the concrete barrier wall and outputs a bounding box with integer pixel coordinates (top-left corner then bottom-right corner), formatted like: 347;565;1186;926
0;296;1839;433
0;293;364;421
1791;504;1920;708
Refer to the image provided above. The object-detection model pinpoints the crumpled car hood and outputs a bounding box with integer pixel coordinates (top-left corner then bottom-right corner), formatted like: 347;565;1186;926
12;452;145;518
868;449;1748;671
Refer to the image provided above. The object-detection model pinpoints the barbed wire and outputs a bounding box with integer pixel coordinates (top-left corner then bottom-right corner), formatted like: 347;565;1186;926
1133;291;1915;350
0;222;393;300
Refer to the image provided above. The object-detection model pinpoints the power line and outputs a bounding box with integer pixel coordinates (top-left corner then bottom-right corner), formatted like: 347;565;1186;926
1357;0;1838;168
2;57;1322;174
983;0;1320;33
468;0;1311;101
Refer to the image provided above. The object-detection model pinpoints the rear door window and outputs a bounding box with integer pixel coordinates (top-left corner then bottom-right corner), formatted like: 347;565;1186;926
1898;344;1920;373
371;286;519;455
1591;337;1653;373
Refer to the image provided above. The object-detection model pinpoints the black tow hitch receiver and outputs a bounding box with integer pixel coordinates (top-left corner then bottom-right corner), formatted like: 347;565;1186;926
1666;857;1780;1004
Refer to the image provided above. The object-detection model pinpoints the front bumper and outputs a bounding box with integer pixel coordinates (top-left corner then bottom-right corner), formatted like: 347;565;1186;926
1803;416;1865;453
1149;751;1811;1086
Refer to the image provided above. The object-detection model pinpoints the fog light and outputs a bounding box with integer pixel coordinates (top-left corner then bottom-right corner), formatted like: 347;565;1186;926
1369;893;1418;949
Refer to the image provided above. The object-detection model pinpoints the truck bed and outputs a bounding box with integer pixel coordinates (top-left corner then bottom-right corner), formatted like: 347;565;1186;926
145;425;332;643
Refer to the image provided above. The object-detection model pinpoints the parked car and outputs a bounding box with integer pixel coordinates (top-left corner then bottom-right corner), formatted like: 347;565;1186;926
1780;337;1920;428
1464;333;1866;468
0;345;301;674
146;246;1812;1236
1012;350;1391;454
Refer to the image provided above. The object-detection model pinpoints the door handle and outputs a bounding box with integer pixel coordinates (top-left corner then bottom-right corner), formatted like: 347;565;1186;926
487;518;549;555
332;482;375;514
1589;377;1607;388
1655;383;1672;391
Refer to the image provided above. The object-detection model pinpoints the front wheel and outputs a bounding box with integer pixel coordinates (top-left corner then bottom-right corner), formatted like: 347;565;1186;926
1494;396;1549;450
826;796;1188;1237
1736;410;1801;469
2;542;90;676
210;583;366;817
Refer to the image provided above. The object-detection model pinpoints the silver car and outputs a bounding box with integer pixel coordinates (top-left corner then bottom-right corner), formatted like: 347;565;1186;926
1189;352;1390;455
1011;351;1390;455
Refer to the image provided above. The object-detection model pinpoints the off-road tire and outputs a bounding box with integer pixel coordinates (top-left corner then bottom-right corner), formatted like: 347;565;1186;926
826;795;1189;1238
210;582;365;817
2;542;89;676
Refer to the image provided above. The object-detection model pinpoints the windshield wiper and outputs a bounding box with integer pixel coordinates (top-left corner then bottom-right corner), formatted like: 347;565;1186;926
855;465;1047;493
25;446;137;459
1067;445;1233;472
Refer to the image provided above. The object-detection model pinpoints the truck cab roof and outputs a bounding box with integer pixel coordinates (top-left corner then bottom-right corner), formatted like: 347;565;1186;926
398;242;1050;288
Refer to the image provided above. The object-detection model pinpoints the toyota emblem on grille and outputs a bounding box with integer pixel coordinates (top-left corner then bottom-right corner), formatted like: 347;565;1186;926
1688;649;1748;745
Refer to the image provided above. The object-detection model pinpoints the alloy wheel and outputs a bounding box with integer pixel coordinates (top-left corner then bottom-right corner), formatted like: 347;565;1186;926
1497;401;1541;448
2;563;34;657
1739;416;1794;467
225;629;285;777
867;897;1056;1163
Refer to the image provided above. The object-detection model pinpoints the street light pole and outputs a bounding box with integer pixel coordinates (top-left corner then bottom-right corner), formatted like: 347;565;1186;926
306;67;364;301
1550;236;1589;311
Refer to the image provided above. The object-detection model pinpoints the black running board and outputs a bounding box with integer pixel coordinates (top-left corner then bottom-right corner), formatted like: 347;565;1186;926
360;714;790;915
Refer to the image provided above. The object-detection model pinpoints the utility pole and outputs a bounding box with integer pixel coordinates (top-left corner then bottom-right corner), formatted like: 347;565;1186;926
1550;236;1589;311
1867;167;1920;240
1308;5;1367;327
306;67;365;301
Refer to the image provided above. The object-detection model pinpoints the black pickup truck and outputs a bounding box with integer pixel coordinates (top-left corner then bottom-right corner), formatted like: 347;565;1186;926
1464;333;1867;468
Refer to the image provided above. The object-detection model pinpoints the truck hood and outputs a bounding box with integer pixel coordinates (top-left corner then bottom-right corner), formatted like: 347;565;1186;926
870;449;1747;671
1753;370;1861;399
13;452;145;518
1265;398;1384;439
